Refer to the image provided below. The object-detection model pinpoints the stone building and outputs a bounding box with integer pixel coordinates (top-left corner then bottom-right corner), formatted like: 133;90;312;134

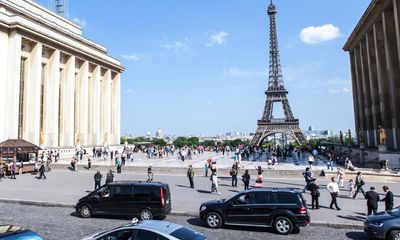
344;0;400;151
0;0;124;148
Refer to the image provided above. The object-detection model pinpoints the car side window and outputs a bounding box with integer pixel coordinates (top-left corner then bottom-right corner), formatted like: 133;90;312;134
232;194;252;205
113;185;133;199
98;229;135;240
275;193;298;204
135;229;168;240
253;192;271;204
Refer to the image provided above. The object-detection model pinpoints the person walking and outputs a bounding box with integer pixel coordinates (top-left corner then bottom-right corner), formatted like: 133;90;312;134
348;179;355;198
303;167;313;193
87;157;91;170
365;186;380;215
241;170;250;190
308;178;320;209
187;165;195;188
10;161;16;179
254;166;264;188
38;162;46;180
337;167;345;188
230;164;238;187
381;186;394;211
327;177;341;210
116;158;122;174
204;163;209;177
94;171;102;190
210;162;220;195
147;165;153;182
353;172;366;199
105;170;114;185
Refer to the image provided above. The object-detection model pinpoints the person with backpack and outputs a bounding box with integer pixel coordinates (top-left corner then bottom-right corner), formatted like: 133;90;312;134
230;164;238;187
353;171;366;199
105;170;114;184
241;170;250;190
94;171;102;190
38;162;46;180
187;165;195;188
308;178;320;209
303;167;313;192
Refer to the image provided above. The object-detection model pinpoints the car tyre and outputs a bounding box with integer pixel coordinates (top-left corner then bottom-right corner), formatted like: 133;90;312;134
389;230;400;240
139;209;153;220
79;205;92;218
205;212;223;229
273;216;293;235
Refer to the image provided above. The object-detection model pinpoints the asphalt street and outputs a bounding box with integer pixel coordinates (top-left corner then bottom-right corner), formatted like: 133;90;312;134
0;202;367;240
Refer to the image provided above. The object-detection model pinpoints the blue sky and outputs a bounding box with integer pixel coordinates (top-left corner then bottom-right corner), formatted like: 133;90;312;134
38;0;371;136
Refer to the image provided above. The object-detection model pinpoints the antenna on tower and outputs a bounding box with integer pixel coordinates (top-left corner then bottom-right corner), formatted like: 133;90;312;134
49;0;69;18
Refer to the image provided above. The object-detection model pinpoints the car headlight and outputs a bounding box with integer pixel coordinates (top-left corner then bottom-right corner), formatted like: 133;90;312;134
368;222;384;228
200;205;207;212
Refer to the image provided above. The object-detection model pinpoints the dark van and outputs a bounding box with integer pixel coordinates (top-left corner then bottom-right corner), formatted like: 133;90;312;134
75;181;171;220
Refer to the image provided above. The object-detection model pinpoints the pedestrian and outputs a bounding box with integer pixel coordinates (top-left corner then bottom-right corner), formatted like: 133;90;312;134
302;167;313;192
71;158;76;171
254;166;264;188
365;186;380;215
308;178;320;209
381;186;394;211
10;161;16;179
327;156;334;170
308;154;315;169
230;164;238;187
210;162;220;195
147;165;153;182
204;163;209;177
105;170;114;184
94;171;102;190
187;165;195;188
327;177;341;210
87;157;91;170
19;161;23;175
38;162;46;179
241;170;250;190
336;167;345;188
348;179;355;198
353;172;366;199
116;158;122;173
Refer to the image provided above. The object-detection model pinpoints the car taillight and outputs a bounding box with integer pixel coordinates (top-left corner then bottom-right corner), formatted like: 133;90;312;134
160;188;165;206
299;207;307;214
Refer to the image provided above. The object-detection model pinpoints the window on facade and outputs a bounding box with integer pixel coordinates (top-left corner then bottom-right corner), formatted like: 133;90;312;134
18;58;27;139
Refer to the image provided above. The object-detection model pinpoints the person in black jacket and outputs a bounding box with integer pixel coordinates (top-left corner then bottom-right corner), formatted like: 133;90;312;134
381;186;394;211
38;162;46;180
308;178;320;209
365;186;380;215
94;171;102;190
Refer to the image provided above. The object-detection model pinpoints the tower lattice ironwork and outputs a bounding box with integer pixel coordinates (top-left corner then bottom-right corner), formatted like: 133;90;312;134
251;0;307;146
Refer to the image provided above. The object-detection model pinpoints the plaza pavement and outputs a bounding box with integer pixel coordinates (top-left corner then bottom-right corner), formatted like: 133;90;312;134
1;168;399;229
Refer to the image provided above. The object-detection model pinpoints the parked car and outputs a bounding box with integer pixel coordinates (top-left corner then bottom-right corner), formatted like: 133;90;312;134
364;207;400;240
75;181;171;220
0;225;44;240
82;218;207;240
199;187;310;235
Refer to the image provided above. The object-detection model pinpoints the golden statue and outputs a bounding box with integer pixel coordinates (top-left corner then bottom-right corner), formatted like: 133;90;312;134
378;125;386;145
357;128;364;144
39;131;44;146
339;131;343;145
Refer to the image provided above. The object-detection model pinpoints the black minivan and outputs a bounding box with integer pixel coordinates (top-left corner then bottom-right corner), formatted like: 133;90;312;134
75;181;171;220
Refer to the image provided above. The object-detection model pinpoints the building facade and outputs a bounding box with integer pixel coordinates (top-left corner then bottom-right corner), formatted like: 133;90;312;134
0;0;124;147
344;0;400;150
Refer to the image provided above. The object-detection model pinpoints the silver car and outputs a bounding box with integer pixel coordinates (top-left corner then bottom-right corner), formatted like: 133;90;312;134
82;219;207;240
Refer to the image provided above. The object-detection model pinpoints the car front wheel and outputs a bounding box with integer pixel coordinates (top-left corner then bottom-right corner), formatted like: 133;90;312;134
139;209;153;220
205;212;223;229
79;205;92;218
389;230;400;240
273;216;293;235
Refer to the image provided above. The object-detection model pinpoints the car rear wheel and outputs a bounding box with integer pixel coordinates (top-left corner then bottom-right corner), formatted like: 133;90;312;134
79;205;91;218
139;209;153;220
205;212;223;229
389;230;400;240
273;216;293;235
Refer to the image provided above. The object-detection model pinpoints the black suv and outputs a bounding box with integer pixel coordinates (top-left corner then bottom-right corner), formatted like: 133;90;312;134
199;188;309;235
75;181;171;220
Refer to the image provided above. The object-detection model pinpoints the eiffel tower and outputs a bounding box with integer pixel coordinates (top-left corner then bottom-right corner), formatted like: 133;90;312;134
251;0;307;146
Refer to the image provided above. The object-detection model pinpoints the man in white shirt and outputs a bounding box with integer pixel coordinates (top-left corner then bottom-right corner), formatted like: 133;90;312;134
327;177;341;210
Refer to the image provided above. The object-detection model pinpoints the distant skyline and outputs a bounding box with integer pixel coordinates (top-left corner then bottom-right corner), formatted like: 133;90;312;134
37;0;371;136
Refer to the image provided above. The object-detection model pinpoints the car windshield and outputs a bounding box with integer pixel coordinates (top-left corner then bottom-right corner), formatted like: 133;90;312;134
170;227;205;240
388;208;400;217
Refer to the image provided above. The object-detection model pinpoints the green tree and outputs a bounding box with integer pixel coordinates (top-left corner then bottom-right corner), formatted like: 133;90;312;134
187;137;200;146
151;139;167;146
201;140;216;147
173;137;189;148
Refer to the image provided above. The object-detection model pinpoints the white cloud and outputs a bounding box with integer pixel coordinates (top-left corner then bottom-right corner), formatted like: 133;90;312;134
223;67;266;78
122;54;142;61
328;87;351;94
162;41;192;53
299;24;341;44
72;17;87;28
206;31;229;47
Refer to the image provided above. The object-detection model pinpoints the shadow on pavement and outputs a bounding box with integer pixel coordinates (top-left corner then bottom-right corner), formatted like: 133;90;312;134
197;190;212;194
337;215;365;222
176;184;191;189
229;189;240;193
345;231;368;240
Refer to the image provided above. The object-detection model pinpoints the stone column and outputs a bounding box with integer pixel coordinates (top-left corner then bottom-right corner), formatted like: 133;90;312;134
25;42;42;145
103;70;112;145
0;29;9;142
382;10;400;149
366;31;380;147
5;31;22;139
44;49;60;147
92;66;101;145
373;21;392;146
354;47;366;138
63;55;75;146
349;51;360;137
112;73;121;145
78;61;89;146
